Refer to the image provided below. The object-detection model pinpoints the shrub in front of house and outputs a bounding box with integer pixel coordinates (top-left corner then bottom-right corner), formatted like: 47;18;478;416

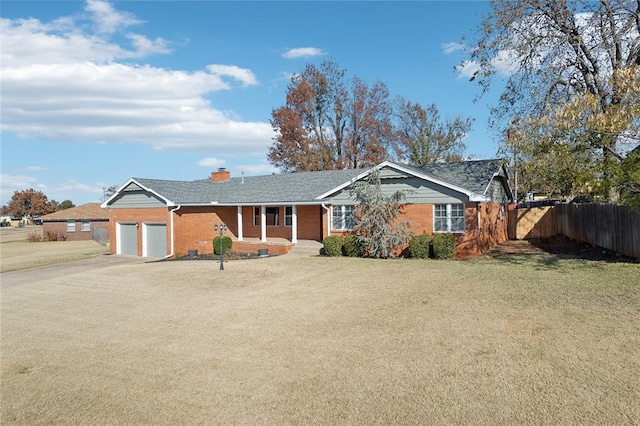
408;234;432;259
322;235;343;257
431;234;456;259
27;230;44;242
343;234;365;257
213;236;233;255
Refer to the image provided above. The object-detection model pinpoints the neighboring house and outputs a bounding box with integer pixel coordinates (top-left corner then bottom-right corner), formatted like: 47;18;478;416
40;203;109;242
102;159;513;258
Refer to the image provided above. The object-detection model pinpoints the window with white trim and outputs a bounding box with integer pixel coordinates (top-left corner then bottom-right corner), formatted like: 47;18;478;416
253;207;260;226
434;204;465;233
332;205;355;230
81;220;90;232
284;206;293;227
66;220;76;232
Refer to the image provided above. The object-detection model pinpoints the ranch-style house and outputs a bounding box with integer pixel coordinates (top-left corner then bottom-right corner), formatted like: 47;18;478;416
101;159;513;258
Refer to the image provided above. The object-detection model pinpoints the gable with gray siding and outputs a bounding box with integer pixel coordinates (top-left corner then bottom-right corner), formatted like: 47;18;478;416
327;166;472;205
108;183;168;208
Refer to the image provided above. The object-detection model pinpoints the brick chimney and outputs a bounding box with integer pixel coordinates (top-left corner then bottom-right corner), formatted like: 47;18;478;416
211;168;230;182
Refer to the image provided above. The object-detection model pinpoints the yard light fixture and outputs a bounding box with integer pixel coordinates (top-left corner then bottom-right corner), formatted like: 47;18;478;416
214;223;227;270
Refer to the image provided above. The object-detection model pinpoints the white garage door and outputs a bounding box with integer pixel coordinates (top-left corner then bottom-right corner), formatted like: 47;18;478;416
118;223;138;256
144;223;167;258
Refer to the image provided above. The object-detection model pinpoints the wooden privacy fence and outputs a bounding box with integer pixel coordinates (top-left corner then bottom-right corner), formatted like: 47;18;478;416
556;203;640;259
508;206;557;240
509;204;640;259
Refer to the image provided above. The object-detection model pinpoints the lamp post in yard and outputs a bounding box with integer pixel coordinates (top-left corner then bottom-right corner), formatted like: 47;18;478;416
213;223;227;270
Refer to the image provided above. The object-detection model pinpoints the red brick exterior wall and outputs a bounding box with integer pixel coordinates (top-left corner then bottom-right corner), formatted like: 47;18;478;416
326;202;507;258
174;206;237;257
108;205;324;258
43;220;109;242
108;202;507;259
108;208;171;256
477;202;508;253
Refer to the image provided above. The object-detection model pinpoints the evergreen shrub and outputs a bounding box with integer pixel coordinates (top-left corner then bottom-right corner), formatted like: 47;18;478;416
343;234;365;257
322;235;343;257
408;234;432;259
213;236;233;255
431;234;456;259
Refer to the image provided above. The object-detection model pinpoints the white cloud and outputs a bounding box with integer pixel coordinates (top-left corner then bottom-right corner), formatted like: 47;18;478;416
25;166;47;172
0;174;38;204
282;47;325;59
206;64;259;87
442;41;464;54
0;174;107;205
197;158;226;168
455;60;481;80
0;1;274;157
84;0;142;35
126;33;171;57
237;163;279;176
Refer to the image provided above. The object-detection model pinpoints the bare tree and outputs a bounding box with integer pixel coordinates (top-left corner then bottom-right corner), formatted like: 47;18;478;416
268;60;393;172
465;0;640;202
394;98;472;164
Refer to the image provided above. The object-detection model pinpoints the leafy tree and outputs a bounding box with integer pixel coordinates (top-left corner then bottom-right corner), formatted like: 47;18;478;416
59;200;75;210
394;98;473;164
350;168;413;258
268;60;394;172
465;0;640;202
2;189;57;218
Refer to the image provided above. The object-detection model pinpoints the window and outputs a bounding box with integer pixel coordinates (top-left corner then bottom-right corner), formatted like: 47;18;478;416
266;207;279;226
254;207;280;227
285;207;293;227
81;220;90;232
66;220;76;232
332;205;355;230
434;204;465;233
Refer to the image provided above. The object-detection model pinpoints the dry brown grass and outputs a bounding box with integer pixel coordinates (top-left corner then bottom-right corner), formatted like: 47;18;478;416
1;248;639;425
0;240;109;273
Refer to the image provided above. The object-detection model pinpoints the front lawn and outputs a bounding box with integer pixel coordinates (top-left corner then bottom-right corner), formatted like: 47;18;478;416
1;246;638;424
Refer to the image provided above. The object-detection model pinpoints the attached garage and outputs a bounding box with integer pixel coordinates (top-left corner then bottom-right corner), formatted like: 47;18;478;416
144;223;167;257
117;223;138;256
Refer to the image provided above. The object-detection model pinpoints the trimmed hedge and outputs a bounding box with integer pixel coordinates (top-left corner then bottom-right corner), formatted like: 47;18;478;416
213;236;233;255
322;235;343;257
408;234;432;259
431;234;456;259
343;234;365;257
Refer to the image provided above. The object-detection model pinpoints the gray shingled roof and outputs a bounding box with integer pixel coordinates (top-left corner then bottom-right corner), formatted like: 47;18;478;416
404;159;506;195
134;168;365;205
128;159;506;205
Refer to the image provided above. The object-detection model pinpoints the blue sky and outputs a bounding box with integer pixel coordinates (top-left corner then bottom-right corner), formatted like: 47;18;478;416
1;0;505;206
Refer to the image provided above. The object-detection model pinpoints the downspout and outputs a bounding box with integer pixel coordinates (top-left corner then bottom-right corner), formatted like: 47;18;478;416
321;203;331;239
165;205;181;259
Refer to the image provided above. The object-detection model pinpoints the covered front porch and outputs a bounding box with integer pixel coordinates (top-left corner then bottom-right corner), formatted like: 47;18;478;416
225;204;327;245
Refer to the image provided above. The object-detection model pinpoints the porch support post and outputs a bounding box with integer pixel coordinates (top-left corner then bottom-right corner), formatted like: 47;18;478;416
291;205;298;243
237;205;243;241
261;206;267;242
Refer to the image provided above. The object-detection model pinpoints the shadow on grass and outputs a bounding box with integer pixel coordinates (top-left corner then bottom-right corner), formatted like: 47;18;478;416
483;236;638;270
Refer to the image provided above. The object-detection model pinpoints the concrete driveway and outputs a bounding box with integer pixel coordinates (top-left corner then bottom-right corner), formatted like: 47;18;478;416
0;254;146;288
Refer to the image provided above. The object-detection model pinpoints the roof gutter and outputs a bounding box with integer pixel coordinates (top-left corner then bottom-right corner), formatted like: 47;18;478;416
165;204;181;259
321;203;331;239
177;201;328;207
